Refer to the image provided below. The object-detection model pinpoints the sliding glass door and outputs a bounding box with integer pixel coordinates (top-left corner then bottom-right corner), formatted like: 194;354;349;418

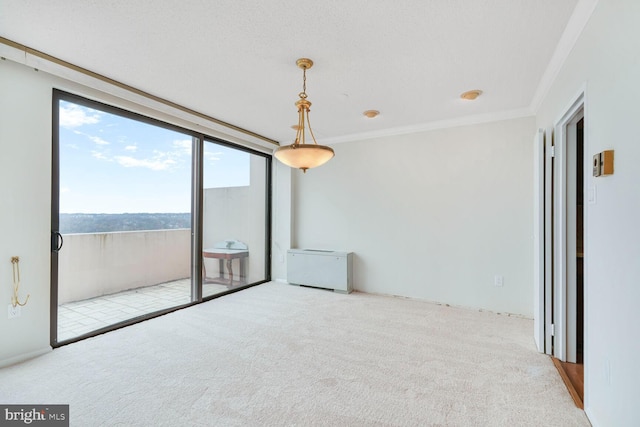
51;90;271;346
201;140;269;298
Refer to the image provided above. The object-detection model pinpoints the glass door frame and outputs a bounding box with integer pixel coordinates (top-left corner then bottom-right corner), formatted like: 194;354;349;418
51;89;272;347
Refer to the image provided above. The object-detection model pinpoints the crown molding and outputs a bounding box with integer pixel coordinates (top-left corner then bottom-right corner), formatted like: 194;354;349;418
529;0;599;113
318;107;533;145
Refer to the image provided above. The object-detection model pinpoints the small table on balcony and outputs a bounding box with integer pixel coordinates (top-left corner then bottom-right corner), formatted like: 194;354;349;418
203;248;249;287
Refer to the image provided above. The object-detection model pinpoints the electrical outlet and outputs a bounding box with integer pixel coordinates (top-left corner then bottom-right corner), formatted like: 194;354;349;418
494;275;504;287
8;304;21;319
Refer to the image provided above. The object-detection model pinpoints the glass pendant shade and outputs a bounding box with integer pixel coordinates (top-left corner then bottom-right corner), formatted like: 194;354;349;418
274;58;334;173
274;144;334;172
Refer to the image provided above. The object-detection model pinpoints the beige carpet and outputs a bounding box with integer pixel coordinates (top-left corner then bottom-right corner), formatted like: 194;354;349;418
0;282;590;426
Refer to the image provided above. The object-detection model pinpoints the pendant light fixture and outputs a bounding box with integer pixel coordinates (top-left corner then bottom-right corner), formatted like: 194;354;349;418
274;58;334;173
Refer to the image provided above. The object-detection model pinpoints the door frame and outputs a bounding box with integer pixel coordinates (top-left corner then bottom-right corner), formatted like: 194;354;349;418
533;128;555;355
535;88;588;362
552;89;586;362
564;110;584;363
533;126;555;355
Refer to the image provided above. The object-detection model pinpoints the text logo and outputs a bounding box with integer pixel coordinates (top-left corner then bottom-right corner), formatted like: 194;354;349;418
1;405;68;426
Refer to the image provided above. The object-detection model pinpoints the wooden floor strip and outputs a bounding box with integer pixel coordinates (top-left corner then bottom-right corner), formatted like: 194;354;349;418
551;357;584;409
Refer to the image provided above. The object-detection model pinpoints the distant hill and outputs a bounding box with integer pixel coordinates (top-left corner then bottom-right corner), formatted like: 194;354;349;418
59;213;191;234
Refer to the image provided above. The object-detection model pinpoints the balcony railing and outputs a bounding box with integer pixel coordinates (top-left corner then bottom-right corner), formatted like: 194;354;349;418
58;229;191;304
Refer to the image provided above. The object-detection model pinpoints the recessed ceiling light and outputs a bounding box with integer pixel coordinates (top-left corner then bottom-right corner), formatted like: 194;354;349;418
460;90;482;100
363;110;380;118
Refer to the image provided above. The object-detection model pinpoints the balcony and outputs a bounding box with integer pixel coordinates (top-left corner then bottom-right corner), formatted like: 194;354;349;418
57;229;230;341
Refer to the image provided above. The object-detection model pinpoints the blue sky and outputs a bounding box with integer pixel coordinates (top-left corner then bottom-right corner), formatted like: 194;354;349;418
59;101;250;214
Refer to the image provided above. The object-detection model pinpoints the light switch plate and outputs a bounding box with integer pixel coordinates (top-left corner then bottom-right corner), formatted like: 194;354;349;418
588;185;596;204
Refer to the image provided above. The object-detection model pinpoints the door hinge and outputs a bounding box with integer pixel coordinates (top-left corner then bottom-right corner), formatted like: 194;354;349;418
550;324;555;336
549;146;556;158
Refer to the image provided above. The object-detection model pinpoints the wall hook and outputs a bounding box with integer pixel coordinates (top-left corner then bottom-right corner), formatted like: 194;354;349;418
11;256;30;307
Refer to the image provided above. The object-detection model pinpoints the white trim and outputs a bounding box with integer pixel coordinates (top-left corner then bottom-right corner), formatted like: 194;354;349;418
581;90;590;412
544;126;554;355
584;407;597;427
565;110;584;364
554;120;567;361
533;128;545;353
555;85;588;126
553;91;585;362
318;108;533;145
0;346;51;369
530;0;599;112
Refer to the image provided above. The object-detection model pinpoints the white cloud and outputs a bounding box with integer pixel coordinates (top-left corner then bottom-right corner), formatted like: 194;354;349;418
91;151;109;160
60;187;71;193
172;139;192;156
204;151;222;161
89;136;110;146
59;104;101;128
92;139;191;172
71;129;110;146
115;156;177;171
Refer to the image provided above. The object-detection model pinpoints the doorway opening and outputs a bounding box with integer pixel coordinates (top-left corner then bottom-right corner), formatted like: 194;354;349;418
554;115;584;408
536;93;586;408
551;103;585;408
576;117;585;365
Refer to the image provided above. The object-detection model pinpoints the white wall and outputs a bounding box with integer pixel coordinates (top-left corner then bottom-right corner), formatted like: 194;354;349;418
0;59;52;366
203;155;267;284
271;161;293;282
292;117;536;316
535;1;640;425
58;230;190;304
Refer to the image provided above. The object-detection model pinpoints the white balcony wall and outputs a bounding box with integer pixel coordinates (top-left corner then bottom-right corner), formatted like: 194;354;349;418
58;229;191;304
203;158;266;284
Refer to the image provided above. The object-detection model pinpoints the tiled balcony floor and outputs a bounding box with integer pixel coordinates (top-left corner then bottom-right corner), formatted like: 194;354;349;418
58;279;229;341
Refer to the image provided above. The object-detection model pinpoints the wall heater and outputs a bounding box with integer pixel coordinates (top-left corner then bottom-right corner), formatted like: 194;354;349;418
287;249;353;294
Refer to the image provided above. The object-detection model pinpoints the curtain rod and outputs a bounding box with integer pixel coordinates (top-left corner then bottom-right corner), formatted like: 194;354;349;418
0;36;279;147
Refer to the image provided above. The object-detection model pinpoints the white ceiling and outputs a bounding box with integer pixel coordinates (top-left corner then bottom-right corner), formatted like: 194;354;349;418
0;0;583;145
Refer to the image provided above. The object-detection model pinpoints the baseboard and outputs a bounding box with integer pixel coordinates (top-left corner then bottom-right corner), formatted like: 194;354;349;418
0;346;51;368
584;406;598;427
363;290;530;319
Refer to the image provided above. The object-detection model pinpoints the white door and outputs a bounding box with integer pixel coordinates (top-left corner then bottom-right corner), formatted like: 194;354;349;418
533;128;554;355
535;97;585;362
553;94;585;363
